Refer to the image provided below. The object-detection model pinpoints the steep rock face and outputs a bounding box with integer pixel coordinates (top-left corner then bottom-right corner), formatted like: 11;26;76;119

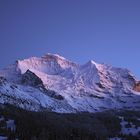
21;70;64;100
134;81;140;92
21;70;44;88
0;53;140;113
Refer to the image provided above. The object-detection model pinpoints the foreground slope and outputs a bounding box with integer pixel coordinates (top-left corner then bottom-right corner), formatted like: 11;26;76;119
1;104;140;140
0;53;140;113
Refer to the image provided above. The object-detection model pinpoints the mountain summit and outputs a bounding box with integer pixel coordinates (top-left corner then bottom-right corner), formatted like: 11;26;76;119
0;53;140;113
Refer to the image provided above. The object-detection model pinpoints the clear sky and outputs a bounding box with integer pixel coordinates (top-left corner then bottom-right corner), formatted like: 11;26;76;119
0;0;140;78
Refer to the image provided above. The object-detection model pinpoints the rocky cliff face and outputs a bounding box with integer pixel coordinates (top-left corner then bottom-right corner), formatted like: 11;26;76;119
134;81;140;92
21;69;64;101
21;70;44;88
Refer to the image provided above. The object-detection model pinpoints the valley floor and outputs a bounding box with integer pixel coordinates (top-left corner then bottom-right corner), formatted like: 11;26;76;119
0;104;140;140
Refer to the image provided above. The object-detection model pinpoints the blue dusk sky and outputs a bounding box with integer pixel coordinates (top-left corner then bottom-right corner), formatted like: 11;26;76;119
0;0;140;78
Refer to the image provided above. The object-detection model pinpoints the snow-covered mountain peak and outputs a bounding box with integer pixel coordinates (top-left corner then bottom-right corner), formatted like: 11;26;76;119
0;53;140;113
88;60;98;65
42;53;67;61
82;60;97;69
15;54;78;76
84;60;104;71
42;53;78;68
81;60;106;79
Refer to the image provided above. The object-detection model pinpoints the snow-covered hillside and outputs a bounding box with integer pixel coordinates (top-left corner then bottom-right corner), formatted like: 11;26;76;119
0;53;140;113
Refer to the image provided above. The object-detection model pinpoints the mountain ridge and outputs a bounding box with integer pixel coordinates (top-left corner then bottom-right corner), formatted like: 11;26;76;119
0;53;140;113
